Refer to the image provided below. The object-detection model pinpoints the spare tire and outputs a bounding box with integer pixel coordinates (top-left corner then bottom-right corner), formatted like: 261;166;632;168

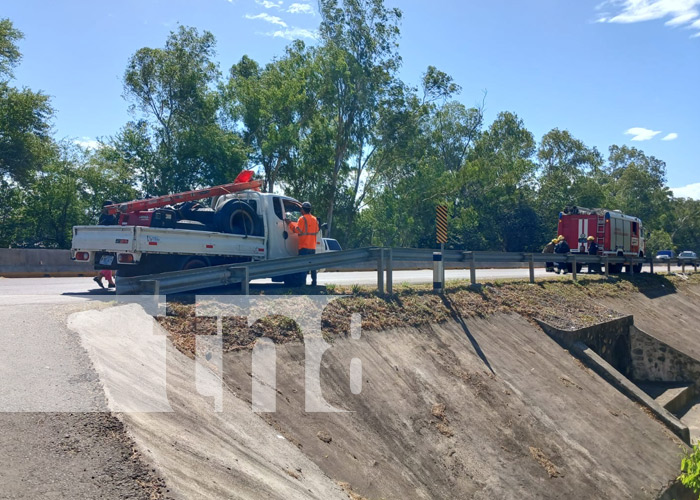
215;200;263;236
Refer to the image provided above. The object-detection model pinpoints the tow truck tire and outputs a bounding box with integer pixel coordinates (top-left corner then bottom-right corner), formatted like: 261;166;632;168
215;201;263;236
182;258;208;270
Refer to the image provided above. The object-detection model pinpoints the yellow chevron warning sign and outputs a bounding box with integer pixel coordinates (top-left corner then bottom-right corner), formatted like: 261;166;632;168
436;205;448;244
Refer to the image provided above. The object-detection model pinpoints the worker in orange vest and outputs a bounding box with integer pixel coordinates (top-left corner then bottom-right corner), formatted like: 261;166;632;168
286;201;320;286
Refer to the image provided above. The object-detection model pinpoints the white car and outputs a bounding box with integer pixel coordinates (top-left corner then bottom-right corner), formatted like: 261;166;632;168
323;238;342;252
678;251;697;265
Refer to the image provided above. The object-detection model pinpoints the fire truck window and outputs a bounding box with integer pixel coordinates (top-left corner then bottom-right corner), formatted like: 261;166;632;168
632;222;638;234
273;197;284;220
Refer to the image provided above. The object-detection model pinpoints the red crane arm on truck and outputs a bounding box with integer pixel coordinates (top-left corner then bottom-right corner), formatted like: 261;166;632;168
103;170;262;215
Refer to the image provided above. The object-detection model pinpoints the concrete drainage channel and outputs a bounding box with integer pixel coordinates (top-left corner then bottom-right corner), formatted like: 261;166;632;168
538;315;700;498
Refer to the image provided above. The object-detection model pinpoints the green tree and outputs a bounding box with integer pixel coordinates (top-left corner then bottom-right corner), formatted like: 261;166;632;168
604;145;671;229
0;18;54;184
461;111;538;250
536;128;604;229
224;41;315;193
316;0;402;236
121;25;245;194
646;229;674;256
668;197;700;253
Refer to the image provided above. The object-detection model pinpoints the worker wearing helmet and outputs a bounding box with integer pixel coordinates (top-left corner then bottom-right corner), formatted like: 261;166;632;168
554;235;570;274
286;201;320;286
542;238;557;272
587;235;600;274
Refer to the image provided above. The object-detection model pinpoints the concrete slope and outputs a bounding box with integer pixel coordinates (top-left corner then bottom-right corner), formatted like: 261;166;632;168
605;284;700;360
68;305;348;500
223;313;685;500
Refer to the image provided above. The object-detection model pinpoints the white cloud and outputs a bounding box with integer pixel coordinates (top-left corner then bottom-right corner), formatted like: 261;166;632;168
596;0;700;37
245;13;287;27
255;0;282;9
624;127;662;141
263;27;319;40
671;182;700;199
288;3;314;15
74;137;101;150
662;132;679;140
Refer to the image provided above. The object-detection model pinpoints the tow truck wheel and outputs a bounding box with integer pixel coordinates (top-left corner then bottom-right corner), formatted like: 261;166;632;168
215;200;263;236
283;272;307;287
182;258;208;270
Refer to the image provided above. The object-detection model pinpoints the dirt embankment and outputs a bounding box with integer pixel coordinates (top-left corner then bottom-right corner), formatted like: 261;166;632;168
150;274;700;499
159;274;700;354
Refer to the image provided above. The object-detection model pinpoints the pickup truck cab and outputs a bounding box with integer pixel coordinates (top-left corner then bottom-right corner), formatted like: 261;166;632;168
71;191;325;285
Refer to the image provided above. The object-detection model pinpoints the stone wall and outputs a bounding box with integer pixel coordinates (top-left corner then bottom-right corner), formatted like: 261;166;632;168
630;325;700;383
536;316;634;377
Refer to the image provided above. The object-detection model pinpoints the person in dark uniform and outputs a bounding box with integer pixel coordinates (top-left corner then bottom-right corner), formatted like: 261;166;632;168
542;238;557;272
554;235;570;274
587;235;600;274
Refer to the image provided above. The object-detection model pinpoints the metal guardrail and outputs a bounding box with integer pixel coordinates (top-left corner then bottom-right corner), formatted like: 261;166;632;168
115;247;698;295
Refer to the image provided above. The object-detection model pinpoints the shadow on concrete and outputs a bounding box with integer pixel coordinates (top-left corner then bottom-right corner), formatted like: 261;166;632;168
62;289;115;297
439;294;494;375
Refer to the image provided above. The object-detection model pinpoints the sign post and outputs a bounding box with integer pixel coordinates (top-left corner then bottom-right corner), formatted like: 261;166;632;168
434;205;448;291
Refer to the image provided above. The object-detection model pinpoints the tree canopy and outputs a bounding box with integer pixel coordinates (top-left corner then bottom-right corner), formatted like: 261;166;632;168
1;9;697;254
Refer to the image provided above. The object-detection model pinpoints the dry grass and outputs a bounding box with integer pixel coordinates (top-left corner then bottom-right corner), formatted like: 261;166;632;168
155;273;700;357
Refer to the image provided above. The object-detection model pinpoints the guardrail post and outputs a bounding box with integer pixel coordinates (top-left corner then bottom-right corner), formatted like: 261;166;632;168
229;267;249;295
668;259;671;274
386;248;393;295
571;255;577;281
694;262;698;273
604;256;609;278
527;254;535;284
468;251;476;285
241;267;249;295
649;257;654;275
433;252;444;292
682;261;686;274
377;249;385;295
628;260;633;275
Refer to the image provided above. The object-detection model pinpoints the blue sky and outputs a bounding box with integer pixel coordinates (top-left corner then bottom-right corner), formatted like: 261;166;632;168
4;0;699;198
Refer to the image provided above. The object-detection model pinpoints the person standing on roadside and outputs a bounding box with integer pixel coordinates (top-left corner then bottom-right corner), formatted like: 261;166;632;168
93;200;117;289
542;238;557;272
587;235;600;274
286;201;320;286
554;235;570;274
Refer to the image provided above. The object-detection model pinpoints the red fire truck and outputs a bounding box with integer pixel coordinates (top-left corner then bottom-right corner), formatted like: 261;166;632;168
557;206;645;273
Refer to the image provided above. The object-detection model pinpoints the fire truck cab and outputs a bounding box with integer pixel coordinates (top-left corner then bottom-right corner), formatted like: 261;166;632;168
558;206;645;273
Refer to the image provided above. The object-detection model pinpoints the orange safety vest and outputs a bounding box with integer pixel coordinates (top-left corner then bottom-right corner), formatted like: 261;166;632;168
290;213;320;250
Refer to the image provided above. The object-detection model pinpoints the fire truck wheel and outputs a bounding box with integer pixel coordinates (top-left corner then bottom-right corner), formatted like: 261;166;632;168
632;263;643;274
215;200;263;236
608;263;623;274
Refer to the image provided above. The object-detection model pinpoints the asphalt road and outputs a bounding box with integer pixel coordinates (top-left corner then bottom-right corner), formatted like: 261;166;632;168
0;301;169;499
0;268;560;301
1;263;690;301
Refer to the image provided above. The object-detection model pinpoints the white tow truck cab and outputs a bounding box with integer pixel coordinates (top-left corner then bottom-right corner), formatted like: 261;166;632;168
71;191;325;286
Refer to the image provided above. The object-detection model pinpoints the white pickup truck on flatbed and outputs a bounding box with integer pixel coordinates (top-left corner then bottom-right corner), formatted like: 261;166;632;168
71;190;325;286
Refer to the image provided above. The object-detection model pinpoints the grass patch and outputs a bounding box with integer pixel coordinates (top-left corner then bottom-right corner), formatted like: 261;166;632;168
156;273;700;356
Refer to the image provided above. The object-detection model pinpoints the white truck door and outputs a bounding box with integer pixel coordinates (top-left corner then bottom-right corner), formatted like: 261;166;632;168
266;197;300;260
